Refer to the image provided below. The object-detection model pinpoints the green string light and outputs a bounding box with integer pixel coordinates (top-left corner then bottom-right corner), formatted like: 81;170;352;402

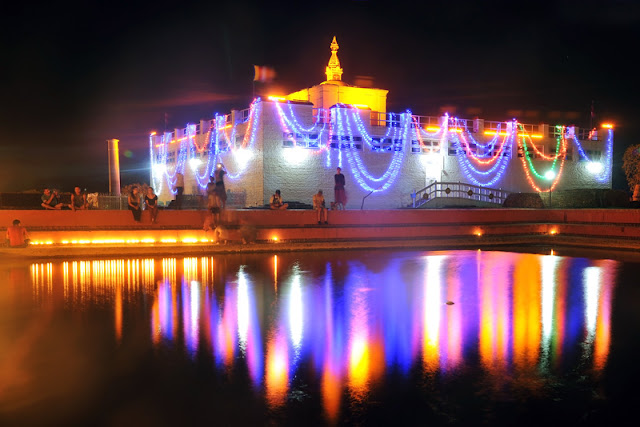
520;124;561;179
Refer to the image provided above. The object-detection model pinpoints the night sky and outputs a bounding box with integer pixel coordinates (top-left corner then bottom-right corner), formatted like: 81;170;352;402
1;0;638;193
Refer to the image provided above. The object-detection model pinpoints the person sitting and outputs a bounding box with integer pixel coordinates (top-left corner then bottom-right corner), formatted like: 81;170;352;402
270;190;288;210
71;187;88;211
128;186;142;222
145;187;159;224
313;189;328;224
41;188;64;210
5;219;30;248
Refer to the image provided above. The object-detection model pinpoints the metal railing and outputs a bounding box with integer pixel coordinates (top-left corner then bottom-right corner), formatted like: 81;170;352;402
93;195;129;210
151;105;610;148
411;181;511;208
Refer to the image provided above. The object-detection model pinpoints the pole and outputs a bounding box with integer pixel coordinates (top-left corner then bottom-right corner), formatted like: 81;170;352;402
107;139;121;196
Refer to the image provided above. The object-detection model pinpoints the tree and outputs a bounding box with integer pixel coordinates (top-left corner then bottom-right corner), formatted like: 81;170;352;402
121;183;149;196
622;145;640;193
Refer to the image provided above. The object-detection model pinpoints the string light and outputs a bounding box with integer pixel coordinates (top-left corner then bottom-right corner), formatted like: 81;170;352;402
456;120;508;166
461;122;501;153
274;100;327;154
518;126;567;192
572;128;613;183
339;106;403;182
150;98;614;199
193;118;218;189
520;124;562;179
222;99;262;180
335;106;408;192
450;126;511;187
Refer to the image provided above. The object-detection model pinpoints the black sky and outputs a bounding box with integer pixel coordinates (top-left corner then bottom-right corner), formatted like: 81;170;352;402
1;0;638;193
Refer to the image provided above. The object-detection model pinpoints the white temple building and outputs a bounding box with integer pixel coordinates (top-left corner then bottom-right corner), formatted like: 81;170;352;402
149;37;613;209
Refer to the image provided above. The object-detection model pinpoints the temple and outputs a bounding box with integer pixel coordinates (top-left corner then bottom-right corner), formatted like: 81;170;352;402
149;37;613;209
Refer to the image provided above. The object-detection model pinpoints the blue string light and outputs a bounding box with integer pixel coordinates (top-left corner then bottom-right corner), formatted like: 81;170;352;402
335;107;408;192
340;107;404;183
194;118;218;189
149;133;163;195
572;129;613;183
460;123;500;154
450;125;511;187
274;100;327;152
224;99;262;180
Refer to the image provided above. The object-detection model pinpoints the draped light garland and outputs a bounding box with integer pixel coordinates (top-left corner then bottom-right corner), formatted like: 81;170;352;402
572;128;613;183
450;119;511;187
519;124;563;180
274;100;327;155
193;117;219;189
333;106;408;192
518;125;567;192
220;98;262;180
460;123;501;156
151;97;613;197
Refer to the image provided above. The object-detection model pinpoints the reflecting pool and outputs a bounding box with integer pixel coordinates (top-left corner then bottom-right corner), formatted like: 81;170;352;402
1;250;639;425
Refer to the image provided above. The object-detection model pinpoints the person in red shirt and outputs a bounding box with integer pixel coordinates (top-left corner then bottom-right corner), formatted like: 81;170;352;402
5;219;30;248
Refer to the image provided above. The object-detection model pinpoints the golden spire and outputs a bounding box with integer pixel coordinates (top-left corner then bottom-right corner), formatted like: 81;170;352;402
325;36;343;82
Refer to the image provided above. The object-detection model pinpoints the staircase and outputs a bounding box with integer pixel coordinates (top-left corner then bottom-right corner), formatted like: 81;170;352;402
410;182;511;208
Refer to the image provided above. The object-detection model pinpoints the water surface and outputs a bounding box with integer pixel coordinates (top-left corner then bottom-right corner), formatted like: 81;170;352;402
1;249;639;425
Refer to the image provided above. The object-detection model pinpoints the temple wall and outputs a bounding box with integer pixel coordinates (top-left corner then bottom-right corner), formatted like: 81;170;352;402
151;100;612;209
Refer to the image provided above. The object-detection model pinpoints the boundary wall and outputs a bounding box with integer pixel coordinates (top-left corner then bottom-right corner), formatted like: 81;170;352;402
1;209;640;258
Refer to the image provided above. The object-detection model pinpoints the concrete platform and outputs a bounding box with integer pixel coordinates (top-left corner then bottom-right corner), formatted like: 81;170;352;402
1;208;639;259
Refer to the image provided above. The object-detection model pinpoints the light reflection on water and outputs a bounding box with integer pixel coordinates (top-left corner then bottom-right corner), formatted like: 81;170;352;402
1;250;619;423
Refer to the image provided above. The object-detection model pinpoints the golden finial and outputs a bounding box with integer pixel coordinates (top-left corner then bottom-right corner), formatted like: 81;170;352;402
325;36;343;82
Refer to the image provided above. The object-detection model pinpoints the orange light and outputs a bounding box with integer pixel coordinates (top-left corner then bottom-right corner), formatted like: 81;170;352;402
485;130;542;138
474;229;483;237
425;126;440;132
352;104;370;109
268;95;286;102
484;130;508;136
602;123;613;129
150;131;157;136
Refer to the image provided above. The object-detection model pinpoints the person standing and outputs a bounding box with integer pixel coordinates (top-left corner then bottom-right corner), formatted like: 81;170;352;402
214;163;227;210
334;167;346;210
174;172;184;209
145;187;159;224
128;186;142;222
205;175;221;229
313;190;328;224
5;219;30;248
71;186;88;211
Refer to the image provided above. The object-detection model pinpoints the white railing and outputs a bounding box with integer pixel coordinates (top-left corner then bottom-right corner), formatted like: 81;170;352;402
411;181;511;208
150;104;609;147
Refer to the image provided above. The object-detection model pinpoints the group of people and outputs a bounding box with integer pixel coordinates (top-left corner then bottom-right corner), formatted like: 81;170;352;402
269;167;347;224
128;186;158;223
41;187;89;211
205;164;227;227
37;165;346;226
